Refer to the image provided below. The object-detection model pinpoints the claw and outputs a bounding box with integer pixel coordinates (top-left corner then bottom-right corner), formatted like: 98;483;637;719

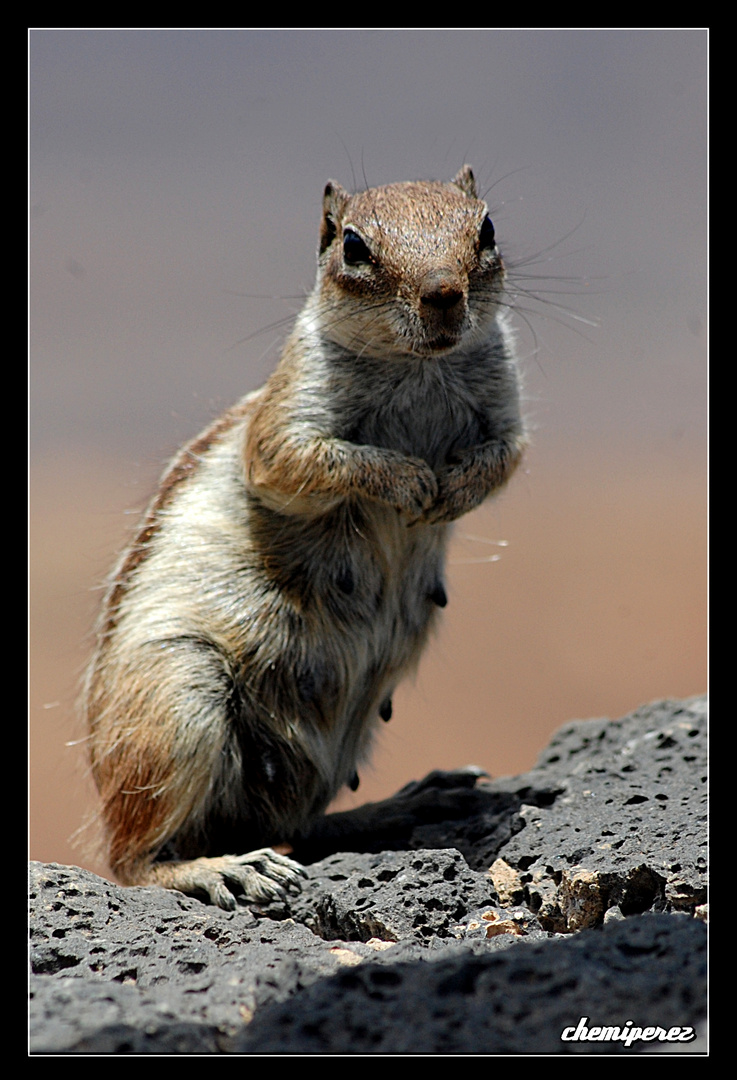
158;848;307;909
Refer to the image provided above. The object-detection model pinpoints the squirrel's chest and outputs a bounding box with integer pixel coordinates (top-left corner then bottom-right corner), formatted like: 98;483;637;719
338;362;486;468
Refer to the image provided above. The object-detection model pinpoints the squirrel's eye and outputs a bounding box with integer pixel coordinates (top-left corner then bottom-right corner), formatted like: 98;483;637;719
343;229;372;265
479;215;496;251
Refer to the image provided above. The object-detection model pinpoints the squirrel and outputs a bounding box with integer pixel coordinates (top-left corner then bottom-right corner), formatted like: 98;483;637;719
83;165;527;910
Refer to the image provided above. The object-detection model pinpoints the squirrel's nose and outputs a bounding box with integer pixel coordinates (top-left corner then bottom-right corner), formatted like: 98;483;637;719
419;268;465;311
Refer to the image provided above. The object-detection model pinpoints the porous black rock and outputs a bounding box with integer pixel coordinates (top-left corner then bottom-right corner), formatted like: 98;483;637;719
234;911;706;1054
29;696;707;1054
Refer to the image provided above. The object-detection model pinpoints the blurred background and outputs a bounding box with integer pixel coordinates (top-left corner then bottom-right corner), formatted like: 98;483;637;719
30;29;706;877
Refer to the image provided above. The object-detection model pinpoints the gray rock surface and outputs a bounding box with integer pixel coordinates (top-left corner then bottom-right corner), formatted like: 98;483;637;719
29;696;707;1054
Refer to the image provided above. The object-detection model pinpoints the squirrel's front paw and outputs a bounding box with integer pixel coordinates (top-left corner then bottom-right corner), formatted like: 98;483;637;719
420;439;526;524
401;461;439;518
369;457;437;519
420;465;483;524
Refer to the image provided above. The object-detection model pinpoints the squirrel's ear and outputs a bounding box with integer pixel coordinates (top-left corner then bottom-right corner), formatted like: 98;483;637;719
451;165;477;199
320;180;350;254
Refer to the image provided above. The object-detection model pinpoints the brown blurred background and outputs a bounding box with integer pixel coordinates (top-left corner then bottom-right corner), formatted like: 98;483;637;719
30;29;706;879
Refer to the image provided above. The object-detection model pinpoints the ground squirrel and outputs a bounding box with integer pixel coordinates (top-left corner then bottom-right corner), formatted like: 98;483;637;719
84;165;527;909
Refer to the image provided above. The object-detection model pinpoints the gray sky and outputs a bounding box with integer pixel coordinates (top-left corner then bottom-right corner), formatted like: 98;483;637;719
30;28;707;461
